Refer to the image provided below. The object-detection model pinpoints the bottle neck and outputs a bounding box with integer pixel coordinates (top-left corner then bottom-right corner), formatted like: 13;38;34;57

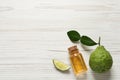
68;45;80;56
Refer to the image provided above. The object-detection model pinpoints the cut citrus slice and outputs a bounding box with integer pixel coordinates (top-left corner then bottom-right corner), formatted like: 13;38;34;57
53;59;71;71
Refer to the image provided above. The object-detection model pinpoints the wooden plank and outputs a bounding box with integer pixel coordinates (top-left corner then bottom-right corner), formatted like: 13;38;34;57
0;0;120;80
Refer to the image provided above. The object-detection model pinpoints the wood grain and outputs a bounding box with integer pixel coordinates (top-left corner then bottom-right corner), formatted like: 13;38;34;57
0;0;120;80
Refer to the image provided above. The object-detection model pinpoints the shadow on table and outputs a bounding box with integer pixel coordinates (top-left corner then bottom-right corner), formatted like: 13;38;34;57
76;73;87;80
59;70;71;74
92;70;112;80
80;44;95;52
76;70;112;80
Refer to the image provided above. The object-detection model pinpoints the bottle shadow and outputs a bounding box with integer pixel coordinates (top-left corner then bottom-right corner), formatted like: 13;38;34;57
76;72;88;80
92;70;112;80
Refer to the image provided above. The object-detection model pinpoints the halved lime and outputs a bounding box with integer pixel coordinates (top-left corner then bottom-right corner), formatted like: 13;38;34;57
53;59;71;71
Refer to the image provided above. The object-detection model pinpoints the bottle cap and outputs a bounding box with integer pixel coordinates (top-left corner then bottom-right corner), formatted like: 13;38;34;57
68;45;78;53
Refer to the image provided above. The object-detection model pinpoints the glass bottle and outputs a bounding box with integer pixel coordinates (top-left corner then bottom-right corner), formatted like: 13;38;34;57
68;45;87;76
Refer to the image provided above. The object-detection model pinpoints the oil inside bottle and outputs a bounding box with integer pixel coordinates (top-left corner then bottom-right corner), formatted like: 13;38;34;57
68;46;87;76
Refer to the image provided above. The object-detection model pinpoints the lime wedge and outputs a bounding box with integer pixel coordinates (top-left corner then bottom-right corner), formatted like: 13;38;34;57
53;59;71;71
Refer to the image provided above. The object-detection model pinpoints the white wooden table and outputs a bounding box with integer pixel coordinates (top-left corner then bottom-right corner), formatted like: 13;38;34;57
0;0;120;80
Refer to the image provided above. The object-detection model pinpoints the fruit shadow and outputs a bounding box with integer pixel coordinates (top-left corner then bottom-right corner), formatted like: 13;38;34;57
55;68;71;74
59;70;71;74
92;70;112;80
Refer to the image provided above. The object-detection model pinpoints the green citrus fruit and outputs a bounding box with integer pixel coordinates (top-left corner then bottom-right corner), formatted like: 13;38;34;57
53;59;71;71
89;46;113;73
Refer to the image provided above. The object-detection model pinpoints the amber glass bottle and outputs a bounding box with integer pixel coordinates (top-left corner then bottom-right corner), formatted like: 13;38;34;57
68;46;87;76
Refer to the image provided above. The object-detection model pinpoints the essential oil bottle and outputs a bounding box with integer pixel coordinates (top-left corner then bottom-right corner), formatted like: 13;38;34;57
68;45;87;76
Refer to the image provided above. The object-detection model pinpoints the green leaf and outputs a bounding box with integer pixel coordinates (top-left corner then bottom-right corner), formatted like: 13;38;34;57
67;30;81;42
80;36;97;46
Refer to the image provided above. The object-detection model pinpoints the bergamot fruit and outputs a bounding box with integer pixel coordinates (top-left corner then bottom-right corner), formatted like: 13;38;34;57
89;46;113;73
